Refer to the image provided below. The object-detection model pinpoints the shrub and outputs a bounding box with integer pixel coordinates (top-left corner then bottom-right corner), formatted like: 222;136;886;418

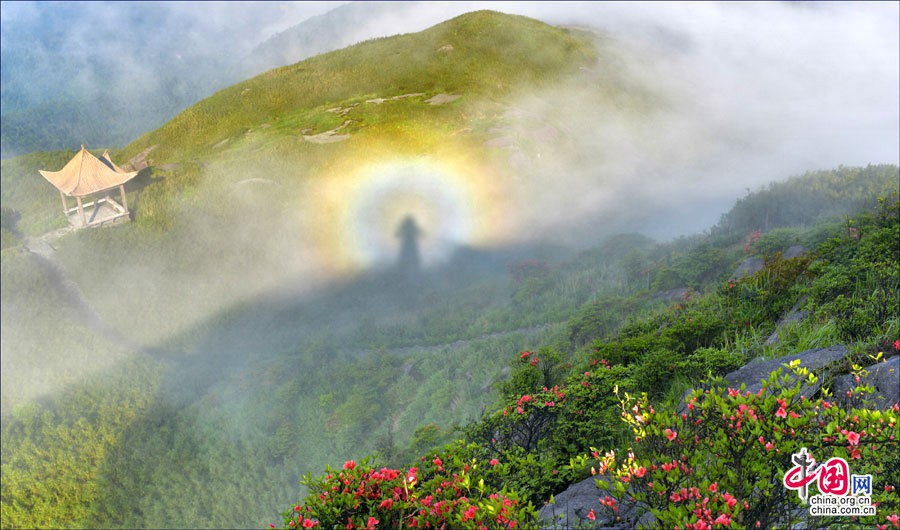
752;227;803;257
276;450;538;529
593;361;900;529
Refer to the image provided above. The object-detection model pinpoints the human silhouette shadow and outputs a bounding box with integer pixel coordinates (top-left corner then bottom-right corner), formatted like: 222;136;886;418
396;214;423;276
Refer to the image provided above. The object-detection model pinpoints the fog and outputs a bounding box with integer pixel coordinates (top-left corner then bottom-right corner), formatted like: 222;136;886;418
277;1;899;240
1;2;898;527
4;1;897;232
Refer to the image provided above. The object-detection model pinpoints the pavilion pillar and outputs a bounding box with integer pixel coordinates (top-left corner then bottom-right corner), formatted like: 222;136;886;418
119;184;128;213
60;191;69;216
76;196;86;227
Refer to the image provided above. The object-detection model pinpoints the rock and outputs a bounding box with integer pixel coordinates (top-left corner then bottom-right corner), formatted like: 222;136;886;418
763;296;809;347
730;257;764;280
832;355;900;410
783;245;806;259
125;144;157;171
303;120;353;143
723;345;850;398
539;475;643;529
425;93;461;105
678;344;848;415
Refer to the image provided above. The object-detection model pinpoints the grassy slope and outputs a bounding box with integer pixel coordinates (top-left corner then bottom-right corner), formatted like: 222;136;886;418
118;10;596;164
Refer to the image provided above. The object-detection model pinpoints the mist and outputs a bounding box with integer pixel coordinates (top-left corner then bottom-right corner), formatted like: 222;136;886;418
2;2;898;528
278;1;899;240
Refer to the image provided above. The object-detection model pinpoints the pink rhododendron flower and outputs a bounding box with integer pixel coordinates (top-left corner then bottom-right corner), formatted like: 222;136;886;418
587;509;596;521
303;519;317;529
665;429;677;441
722;492;737;509
713;513;732;526
846;431;861;445
490;459;500;466
343;460;357;470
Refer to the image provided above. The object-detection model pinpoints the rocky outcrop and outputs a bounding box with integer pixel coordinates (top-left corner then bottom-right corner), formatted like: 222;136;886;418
729;245;807;282
832;355;900;410
125;145;157;171
539;474;646;529
723;345;849;398
425;93;461;105
730;257;764;280
543;344;896;529
782;245;806;259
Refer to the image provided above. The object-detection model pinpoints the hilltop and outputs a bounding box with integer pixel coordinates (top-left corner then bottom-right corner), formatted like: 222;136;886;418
117;10;597;163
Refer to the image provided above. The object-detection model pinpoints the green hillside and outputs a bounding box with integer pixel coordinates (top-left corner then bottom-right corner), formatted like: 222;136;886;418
1;9;898;530
118;10;597;163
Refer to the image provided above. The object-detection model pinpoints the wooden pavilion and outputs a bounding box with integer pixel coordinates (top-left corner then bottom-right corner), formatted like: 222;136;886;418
39;146;138;229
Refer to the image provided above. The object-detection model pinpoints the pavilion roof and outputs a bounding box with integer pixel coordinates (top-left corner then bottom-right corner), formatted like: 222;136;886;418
39;146;138;197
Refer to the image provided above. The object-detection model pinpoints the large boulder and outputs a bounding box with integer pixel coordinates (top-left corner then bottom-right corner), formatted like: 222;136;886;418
782;245;806;259
539;474;645;529
832;355;900;410
730;257;764;280
723;345;850;398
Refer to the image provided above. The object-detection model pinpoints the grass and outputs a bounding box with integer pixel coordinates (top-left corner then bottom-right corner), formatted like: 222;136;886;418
0;150;74;237
117;10;597;165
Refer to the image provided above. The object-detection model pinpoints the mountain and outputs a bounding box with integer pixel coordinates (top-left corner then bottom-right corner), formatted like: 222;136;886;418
117;9;598;164
2;9;898;529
